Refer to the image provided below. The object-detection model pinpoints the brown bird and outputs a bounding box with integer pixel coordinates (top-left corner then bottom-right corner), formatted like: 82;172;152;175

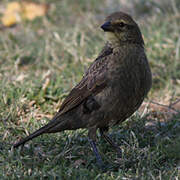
13;12;152;167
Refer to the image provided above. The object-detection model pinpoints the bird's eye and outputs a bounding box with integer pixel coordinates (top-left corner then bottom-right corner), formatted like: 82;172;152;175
119;22;125;27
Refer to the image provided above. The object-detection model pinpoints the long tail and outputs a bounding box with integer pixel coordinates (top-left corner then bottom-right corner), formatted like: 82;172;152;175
13;114;65;148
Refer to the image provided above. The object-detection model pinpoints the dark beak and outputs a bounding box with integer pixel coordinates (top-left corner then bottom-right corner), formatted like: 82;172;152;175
101;21;112;32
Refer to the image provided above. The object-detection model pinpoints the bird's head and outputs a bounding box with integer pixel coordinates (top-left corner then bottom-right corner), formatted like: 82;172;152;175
101;12;144;47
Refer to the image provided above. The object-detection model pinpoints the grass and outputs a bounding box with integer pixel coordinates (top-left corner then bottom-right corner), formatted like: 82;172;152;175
0;0;180;179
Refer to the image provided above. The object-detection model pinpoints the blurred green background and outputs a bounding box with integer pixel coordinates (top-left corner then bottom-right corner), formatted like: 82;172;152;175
0;0;179;179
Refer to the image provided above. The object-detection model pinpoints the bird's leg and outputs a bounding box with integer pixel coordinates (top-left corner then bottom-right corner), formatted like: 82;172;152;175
100;128;122;157
88;139;103;167
88;127;104;167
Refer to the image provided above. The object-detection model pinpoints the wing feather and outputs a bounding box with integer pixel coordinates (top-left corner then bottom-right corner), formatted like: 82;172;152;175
58;44;113;115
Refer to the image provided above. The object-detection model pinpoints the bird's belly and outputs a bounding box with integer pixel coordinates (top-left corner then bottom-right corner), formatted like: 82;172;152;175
94;83;144;127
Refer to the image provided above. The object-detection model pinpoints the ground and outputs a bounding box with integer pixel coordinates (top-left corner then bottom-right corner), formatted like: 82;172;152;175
0;0;180;179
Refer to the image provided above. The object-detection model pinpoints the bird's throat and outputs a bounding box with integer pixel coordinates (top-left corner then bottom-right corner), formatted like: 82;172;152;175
105;32;120;47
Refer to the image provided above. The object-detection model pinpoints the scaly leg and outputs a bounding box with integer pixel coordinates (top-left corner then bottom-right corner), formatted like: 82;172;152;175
100;128;122;157
88;138;103;167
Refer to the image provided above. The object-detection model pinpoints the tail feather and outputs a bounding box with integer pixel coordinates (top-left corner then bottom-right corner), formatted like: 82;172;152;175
13;115;64;148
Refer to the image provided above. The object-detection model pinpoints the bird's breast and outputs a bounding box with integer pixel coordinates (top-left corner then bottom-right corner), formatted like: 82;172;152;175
95;48;151;126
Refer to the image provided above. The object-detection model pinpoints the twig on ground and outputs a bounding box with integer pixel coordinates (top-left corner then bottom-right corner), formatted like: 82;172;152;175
149;100;180;113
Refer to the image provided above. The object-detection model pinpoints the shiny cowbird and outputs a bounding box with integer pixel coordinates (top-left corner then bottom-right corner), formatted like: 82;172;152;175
14;12;152;166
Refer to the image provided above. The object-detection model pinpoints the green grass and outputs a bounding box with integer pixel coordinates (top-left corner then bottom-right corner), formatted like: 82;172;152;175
0;0;180;179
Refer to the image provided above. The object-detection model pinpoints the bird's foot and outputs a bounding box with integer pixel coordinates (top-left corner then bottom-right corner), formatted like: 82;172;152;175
88;139;105;168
